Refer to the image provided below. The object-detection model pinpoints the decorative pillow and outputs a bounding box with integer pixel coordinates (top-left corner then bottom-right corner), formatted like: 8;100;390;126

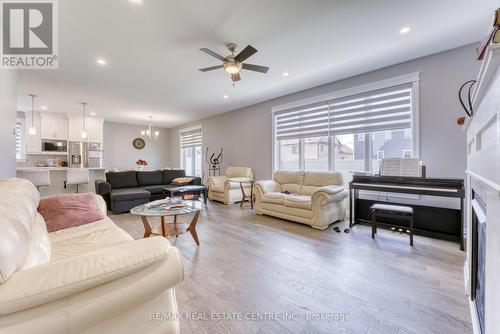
172;177;194;185
38;194;105;233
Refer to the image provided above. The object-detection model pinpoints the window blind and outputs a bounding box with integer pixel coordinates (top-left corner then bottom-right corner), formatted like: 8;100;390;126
180;127;202;148
274;83;413;141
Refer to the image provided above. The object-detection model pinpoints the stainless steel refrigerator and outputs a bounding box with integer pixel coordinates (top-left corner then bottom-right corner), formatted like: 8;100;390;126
69;141;103;168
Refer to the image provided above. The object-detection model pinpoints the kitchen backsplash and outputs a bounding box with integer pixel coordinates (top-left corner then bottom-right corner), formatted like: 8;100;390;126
17;154;69;168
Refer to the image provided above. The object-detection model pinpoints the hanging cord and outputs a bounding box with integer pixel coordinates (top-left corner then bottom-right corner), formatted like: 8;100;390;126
458;80;476;117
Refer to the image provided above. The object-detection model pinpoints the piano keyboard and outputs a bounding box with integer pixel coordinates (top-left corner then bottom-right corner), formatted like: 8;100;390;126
351;183;458;192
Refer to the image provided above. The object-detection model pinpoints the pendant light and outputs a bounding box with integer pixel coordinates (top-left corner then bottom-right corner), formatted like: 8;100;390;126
28;94;37;135
140;116;160;141
81;102;88;140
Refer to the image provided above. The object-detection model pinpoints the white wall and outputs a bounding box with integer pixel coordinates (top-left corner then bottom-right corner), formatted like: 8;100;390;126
167;44;480;180
0;71;18;178
103;121;169;171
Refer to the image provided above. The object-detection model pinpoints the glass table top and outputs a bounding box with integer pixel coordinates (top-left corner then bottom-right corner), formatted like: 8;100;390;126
130;200;202;217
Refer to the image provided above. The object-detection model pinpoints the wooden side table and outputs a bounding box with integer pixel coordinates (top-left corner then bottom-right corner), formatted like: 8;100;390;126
239;180;255;209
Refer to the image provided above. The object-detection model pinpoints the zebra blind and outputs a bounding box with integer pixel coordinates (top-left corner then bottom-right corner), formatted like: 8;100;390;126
180;127;202;148
15;122;22;159
274;83;413;141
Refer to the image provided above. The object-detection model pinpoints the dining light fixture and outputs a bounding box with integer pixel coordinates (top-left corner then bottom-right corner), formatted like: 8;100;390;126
81;102;88;140
141;116;160;141
28;94;37;136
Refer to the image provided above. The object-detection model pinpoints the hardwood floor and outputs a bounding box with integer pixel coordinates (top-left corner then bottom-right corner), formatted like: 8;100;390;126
110;201;471;334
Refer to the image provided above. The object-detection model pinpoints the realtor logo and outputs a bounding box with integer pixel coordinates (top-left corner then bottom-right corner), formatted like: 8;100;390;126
1;0;58;69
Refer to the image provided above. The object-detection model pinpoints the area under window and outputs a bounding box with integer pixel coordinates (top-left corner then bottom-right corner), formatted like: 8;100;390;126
180;126;202;177
273;74;419;181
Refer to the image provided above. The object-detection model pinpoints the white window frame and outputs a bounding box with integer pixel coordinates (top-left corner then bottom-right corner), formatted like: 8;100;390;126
402;149;412;158
357;133;364;142
272;72;421;172
179;125;203;176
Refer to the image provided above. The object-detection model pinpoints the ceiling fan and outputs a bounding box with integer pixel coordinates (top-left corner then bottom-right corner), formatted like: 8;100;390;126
199;43;269;82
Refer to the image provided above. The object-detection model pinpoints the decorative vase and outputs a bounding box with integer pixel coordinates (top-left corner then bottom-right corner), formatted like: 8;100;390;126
136;165;144;171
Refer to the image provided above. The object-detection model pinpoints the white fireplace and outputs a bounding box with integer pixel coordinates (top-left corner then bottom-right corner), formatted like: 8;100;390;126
464;44;500;334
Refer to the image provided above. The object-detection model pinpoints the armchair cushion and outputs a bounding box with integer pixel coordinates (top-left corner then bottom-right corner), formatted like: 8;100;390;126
225;166;253;178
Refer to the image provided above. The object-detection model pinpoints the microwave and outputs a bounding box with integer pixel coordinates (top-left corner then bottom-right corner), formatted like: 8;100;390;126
42;140;67;152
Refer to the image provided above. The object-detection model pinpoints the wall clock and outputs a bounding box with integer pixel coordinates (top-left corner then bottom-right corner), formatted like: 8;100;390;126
132;138;145;150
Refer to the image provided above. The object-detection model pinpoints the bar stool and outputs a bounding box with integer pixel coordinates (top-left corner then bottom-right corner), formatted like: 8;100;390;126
20;170;51;192
65;169;89;193
371;203;414;246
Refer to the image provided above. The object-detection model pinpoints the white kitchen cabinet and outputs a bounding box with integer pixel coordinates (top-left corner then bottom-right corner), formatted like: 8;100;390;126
68;115;104;143
40;114;68;140
25;112;41;153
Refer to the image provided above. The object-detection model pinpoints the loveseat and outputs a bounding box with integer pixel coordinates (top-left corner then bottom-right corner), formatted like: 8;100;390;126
207;166;254;204
254;170;348;230
0;178;184;334
95;169;201;213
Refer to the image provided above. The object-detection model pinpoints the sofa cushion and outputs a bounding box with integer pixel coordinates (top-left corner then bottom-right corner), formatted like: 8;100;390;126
111;188;151;201
106;171;138;189
141;184;168;195
261;192;286;205
38;194;105;233
284;195;312;210
21;213;51;270
163;170;186;184
49;218;133;261
137;171;163;186
304;171;343;187
0;178;42;283
211;182;224;193
301;185;319;196
273;170;304;185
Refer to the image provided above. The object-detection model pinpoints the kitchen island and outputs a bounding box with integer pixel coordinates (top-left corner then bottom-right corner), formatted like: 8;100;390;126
16;167;106;197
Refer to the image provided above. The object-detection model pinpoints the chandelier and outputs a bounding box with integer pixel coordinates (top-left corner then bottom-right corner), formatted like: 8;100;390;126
141;116;160;141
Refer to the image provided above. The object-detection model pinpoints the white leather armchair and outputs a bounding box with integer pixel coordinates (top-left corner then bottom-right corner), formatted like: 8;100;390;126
0;178;184;334
207;166;254;204
254;170;348;230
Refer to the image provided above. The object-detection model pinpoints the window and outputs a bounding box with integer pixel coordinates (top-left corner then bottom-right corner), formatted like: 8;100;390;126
273;74;419;175
180;126;202;177
15;119;26;161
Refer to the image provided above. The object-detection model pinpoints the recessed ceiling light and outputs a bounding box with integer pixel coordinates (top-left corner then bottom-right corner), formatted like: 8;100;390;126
40;105;47;110
90;112;96;116
223;95;229;99
282;72;289;77
400;26;411;35
129;0;143;4
97;58;107;65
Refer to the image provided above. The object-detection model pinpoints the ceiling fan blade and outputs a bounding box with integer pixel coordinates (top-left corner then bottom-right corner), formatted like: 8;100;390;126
200;48;227;61
242;63;269;73
231;72;241;82
234;45;257;63
199;65;224;72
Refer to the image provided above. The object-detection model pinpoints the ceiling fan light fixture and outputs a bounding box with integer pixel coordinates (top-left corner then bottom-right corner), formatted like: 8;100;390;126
224;60;242;74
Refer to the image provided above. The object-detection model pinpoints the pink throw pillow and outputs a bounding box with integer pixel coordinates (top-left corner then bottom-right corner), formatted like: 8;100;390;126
38;193;105;232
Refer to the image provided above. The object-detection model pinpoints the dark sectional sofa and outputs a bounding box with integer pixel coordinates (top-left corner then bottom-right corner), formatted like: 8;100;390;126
95;169;201;214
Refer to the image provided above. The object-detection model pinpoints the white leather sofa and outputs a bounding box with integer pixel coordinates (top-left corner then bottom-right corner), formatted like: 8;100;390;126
207;166;254;204
0;178;184;334
254;170;348;230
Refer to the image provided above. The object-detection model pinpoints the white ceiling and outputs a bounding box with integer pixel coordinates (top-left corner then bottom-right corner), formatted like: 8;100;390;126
17;0;497;128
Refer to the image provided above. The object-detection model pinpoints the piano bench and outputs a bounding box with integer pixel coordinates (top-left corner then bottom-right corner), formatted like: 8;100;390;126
371;203;414;246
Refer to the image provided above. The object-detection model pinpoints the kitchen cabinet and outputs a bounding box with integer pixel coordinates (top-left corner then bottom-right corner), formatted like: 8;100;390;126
25;112;41;153
68;115;104;143
40;114;68;140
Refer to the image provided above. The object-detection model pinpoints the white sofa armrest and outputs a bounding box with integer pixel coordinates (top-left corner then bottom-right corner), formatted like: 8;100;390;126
0;237;183;316
95;194;107;216
254;180;280;195
312;185;348;205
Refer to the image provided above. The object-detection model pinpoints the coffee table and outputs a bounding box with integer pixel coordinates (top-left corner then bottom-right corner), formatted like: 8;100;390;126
130;200;202;245
162;185;208;205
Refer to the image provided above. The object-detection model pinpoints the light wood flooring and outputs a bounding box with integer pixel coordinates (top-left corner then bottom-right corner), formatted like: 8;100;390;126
110;201;471;334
